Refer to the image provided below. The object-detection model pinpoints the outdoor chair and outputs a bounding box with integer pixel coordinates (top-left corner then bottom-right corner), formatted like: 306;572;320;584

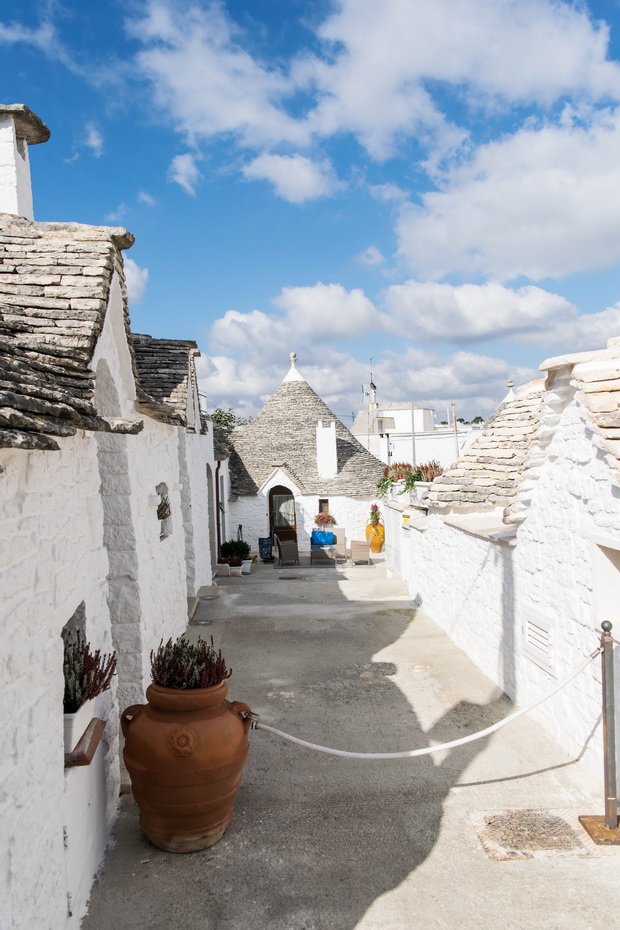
274;534;300;566
350;540;371;564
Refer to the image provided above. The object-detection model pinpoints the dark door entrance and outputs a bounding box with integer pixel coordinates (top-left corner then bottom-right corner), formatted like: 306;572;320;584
269;485;297;541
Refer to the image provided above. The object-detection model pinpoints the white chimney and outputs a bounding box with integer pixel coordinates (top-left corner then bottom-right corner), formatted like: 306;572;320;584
316;420;338;478
0;104;50;220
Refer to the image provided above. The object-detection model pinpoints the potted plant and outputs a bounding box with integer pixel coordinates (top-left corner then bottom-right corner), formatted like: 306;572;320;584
365;503;385;552
314;510;336;527
63;633;116;752
121;636;253;853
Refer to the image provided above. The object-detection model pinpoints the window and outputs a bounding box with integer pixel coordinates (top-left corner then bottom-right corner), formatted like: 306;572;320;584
319;498;329;513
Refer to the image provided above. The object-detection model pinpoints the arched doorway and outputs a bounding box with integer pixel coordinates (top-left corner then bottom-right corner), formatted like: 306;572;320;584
269;485;297;541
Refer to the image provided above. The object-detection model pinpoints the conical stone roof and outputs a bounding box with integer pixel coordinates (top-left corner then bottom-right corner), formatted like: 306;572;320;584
228;358;384;498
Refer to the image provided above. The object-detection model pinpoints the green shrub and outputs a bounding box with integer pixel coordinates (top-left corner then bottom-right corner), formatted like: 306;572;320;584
221;539;251;560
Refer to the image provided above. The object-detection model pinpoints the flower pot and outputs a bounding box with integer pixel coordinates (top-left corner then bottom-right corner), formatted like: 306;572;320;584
365;522;385;553
241;560;252;574
121;682;252;852
64;698;95;752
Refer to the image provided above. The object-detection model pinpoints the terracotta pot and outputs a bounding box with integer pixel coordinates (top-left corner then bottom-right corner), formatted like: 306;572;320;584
121;682;252;853
365;521;385;553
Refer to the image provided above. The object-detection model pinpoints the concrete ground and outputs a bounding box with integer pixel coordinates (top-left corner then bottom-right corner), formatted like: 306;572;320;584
82;558;619;930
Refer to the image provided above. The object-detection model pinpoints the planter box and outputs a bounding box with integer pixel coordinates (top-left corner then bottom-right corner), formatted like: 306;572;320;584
64;699;95;752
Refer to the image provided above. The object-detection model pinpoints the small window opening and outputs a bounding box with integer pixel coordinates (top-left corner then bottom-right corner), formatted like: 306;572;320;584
62;601;86;643
319;498;329;513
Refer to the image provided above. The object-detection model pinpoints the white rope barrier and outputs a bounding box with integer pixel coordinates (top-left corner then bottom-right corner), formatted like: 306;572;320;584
251;648;601;760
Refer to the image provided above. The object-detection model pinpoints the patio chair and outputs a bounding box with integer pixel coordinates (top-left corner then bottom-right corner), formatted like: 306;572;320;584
274;534;300;566
350;540;371;565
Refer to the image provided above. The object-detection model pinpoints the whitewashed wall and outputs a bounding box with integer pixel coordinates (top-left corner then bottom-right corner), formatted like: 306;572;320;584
227;466;379;552
180;427;215;594
387;382;620;789
0;434;118;930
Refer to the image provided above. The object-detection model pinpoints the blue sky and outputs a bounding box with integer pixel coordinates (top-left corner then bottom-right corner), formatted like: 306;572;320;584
2;0;620;422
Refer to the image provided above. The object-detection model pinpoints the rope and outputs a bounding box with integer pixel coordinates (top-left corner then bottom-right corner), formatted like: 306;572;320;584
251;647;601;760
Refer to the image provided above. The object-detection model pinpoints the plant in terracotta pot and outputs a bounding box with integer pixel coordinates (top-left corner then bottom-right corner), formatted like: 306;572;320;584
121;636;253;853
63;633;116;752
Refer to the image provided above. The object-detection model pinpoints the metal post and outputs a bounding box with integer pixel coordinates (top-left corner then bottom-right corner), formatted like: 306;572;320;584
601;621;618;830
578;622;620;843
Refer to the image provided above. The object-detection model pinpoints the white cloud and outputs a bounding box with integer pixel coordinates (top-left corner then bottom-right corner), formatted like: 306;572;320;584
124;257;149;304
84;122;103;157
381;281;574;342
128;1;305;149
138;190;157;206
273;283;385;336
357;245;385;267
243;154;339;203
396;108;620;280
168;152;201;195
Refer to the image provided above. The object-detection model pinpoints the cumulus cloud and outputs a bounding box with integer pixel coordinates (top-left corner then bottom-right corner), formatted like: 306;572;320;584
168;152;201;195
382;281;575;342
124;257;149;304
243;153;339;203
210;283;385;360
396;108;620;280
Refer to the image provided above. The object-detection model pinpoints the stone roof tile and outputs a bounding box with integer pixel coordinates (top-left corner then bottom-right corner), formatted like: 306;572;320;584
0;214;140;449
228;375;384;498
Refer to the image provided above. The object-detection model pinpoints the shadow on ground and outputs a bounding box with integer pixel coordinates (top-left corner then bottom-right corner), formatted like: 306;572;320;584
81;560;515;930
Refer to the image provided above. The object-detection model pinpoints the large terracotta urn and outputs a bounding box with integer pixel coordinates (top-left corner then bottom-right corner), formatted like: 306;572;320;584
365;521;385;553
121;681;252;852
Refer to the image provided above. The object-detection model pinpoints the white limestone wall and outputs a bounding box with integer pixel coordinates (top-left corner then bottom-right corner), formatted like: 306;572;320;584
228;468;380;552
0;436;119;930
92;268;188;706
388;388;620;789
178;428;215;596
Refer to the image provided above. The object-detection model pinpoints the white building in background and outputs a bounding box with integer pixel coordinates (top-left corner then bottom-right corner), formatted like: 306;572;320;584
351;381;482;471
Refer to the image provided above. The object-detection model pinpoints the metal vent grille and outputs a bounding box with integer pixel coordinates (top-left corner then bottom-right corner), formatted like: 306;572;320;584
522;612;555;674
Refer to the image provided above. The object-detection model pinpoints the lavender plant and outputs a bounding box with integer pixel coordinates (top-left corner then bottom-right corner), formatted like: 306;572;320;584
150;636;232;689
63;633;117;714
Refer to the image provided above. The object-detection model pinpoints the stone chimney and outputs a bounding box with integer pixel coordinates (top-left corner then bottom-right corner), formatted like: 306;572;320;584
0;104;50;220
316;420;338;478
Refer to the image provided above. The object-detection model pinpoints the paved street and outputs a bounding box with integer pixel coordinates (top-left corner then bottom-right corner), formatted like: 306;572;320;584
82;558;619;930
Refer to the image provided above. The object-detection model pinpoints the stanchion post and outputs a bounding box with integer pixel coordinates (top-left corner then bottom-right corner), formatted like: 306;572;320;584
579;621;620;844
601;621;618;830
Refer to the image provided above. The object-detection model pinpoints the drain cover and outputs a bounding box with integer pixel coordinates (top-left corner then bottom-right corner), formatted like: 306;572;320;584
470;810;599;860
278;575;306;581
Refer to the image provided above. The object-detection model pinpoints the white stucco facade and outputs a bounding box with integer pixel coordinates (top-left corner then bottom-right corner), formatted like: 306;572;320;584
1;269;217;929
227;466;379;552
386;377;620;791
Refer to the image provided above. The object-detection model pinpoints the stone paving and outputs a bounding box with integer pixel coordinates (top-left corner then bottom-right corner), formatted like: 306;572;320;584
82;558;619;930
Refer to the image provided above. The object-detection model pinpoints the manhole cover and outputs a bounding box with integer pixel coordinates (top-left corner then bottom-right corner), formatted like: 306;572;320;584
470;810;600;860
